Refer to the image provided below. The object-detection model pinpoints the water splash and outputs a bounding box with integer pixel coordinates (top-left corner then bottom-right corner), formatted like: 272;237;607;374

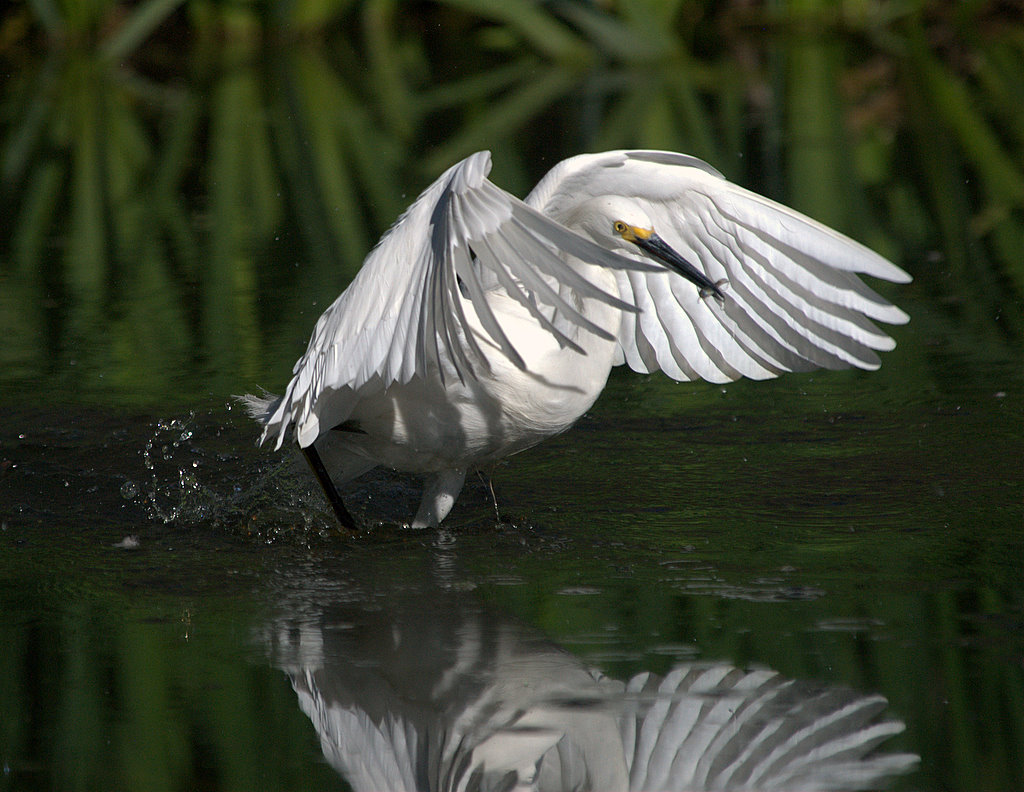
140;411;216;524
133;408;347;543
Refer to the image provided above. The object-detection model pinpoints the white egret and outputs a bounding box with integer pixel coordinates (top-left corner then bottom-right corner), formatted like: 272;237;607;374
268;578;918;791
243;150;910;529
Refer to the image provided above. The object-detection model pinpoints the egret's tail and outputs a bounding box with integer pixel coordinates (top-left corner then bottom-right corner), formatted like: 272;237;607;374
236;392;283;444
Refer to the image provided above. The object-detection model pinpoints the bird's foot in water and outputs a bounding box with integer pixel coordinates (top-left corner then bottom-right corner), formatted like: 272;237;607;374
410;468;467;529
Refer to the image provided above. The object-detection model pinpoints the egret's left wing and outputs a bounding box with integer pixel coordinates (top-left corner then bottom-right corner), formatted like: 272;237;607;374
258;151;649;449
530;150;911;384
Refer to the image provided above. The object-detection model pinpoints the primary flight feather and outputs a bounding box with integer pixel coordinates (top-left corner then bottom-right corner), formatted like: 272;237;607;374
243;150;909;528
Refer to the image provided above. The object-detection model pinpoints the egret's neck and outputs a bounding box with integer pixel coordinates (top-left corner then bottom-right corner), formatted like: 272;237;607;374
473;257;622;411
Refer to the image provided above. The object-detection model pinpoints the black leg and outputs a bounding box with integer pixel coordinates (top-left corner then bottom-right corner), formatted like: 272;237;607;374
301;444;357;531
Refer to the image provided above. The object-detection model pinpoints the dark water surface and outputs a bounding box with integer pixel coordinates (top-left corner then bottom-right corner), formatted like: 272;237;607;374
2;3;1024;790
2;348;1021;790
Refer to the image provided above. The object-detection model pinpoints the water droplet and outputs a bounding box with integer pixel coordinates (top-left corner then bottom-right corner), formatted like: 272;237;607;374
121;480;138;499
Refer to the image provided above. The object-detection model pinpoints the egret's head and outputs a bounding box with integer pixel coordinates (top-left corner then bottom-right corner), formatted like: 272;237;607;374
578;196;726;301
576;196;655;252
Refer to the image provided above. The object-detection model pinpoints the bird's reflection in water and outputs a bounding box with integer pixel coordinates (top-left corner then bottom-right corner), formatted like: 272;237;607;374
264;577;916;792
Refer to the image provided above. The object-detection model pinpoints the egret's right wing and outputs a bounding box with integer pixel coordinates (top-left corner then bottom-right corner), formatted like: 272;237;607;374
260;151;649;449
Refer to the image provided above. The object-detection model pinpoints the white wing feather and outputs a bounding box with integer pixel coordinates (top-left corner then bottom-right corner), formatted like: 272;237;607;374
529;150;910;385
259;151;648;449
622;665;919;792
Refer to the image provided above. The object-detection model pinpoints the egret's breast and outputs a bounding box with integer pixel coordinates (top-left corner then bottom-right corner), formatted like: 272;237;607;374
343;269;622;472
473;275;620;439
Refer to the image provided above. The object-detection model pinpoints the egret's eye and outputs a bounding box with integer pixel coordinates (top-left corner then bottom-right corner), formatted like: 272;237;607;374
613;221;628;235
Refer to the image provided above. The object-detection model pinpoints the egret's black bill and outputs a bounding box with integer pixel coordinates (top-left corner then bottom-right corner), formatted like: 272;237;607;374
637;234;725;301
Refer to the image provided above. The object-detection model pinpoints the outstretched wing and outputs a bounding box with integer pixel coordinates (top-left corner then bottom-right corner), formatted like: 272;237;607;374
259;151;647;449
622;665;918;791
529;150;911;384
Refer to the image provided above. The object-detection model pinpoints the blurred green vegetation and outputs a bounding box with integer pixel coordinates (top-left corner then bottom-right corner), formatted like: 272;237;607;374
0;544;347;791
0;0;1022;405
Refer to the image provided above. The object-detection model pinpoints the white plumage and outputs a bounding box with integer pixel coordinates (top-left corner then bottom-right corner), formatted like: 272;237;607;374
244;150;909;527
268;604;919;792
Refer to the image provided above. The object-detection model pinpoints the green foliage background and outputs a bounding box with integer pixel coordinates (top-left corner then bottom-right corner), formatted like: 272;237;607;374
1;0;1022;404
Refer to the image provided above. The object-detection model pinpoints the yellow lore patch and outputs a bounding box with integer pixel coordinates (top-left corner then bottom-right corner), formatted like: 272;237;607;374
613;221;653;243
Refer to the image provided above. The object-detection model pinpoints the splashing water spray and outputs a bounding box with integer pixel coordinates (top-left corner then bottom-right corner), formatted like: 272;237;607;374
138;411;211;524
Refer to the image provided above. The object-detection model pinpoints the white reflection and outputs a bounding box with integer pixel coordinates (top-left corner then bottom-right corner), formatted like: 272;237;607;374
264;585;916;792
